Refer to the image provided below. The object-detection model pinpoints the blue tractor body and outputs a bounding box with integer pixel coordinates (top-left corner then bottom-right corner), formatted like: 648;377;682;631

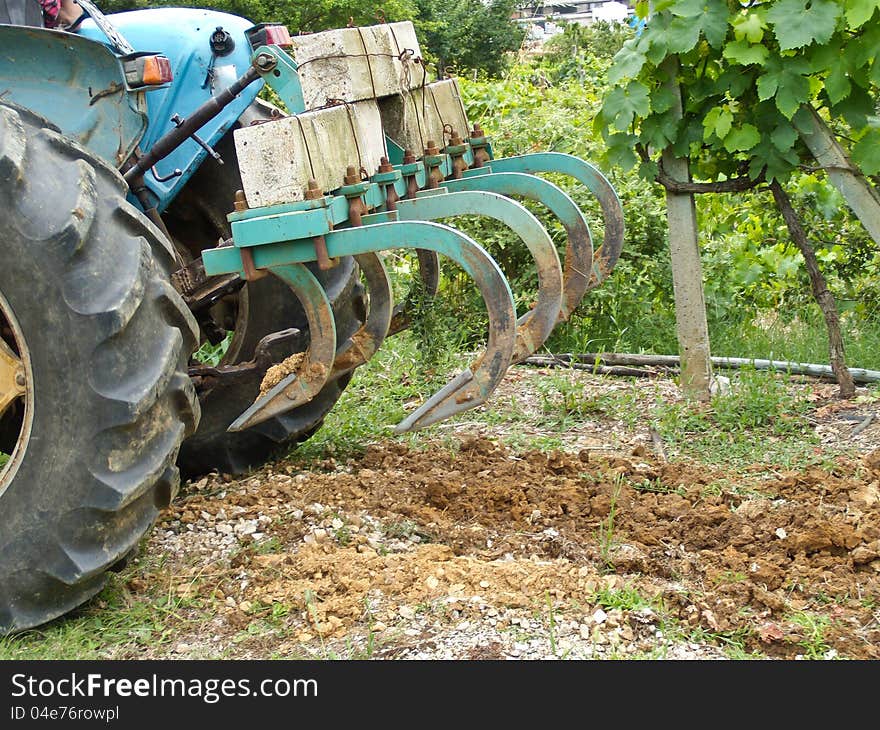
0;7;262;212
77;8;263;211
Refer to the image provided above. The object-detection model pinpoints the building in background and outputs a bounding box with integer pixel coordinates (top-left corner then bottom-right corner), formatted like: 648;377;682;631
515;2;634;39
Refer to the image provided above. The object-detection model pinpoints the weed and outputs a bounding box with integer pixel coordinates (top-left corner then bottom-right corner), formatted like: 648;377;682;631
193;331;233;366
590;586;652;612
712;571;747;586
786;611;833;659
629;477;685;496
253;536;283;555
381;519;422;541
597;474;623;571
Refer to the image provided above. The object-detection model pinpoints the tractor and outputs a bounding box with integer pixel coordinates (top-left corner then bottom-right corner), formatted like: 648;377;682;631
0;0;624;633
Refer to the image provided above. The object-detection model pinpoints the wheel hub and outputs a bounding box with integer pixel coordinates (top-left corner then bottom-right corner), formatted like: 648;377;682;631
0;290;32;491
0;337;25;418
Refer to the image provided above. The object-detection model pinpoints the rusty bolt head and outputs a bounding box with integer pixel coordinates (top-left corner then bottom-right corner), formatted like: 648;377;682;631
449;130;463;146
378;156;393;173
344;165;360;185
424;140;440;156
304;178;323;200
402;149;416;165
234;190;249;212
471;123;484;137
14;371;25;388
254;52;275;70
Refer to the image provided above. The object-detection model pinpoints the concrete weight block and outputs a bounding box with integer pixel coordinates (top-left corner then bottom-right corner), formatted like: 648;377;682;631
291;22;426;109
235;100;387;207
379;78;471;155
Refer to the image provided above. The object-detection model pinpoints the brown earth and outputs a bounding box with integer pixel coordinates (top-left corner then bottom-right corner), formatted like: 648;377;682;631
136;369;880;659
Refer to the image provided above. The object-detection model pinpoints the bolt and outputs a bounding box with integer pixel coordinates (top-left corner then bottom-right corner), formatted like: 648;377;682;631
344;165;360;185
471;123;484;137
449;130;463;146
304;178;323;200
254;52;275;70
233;190;249;212
378;156;393;174
424;140;440;156
402;149;416;165
14;371;25;388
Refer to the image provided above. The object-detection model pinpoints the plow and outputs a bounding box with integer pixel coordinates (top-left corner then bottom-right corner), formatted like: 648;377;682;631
0;3;623;632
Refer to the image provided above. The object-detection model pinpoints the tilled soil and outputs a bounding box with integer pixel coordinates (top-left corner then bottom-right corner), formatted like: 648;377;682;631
134;371;880;660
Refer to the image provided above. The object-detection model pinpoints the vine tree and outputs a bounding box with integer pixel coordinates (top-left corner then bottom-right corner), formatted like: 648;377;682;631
596;0;880;397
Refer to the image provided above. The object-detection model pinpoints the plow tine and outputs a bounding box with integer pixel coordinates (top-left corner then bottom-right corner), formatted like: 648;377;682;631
396;191;563;364
318;221;516;433
331;252;393;378
488;153;625;290
442;172;593;321
227;264;337;432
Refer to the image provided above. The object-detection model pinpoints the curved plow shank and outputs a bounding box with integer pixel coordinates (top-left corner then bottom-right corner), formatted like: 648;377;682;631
228;264;337;432
489;153;625;290
315;221;516;433
331;252;393;378
441;172;593;321
396;191;563;364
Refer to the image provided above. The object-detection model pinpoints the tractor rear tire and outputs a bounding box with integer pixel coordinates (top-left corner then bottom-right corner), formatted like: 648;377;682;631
0;103;200;633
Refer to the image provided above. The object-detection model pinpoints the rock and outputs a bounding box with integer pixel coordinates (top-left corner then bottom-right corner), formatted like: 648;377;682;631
398;606;416;620
425;576;440;590
592;608;608;625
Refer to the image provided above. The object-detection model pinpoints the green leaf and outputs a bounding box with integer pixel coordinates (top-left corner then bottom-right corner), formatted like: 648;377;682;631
871;59;880;86
831;84;875;127
604;132;640;170
851;129;880;174
717;68;756;98
604;81;652;131
825;66;852;105
845;0;880;27
723;123;761;152
723;39;770;66
641;110;681;149
757;57;812;118
650;84;678;114
666;15;702;53
700;1;730;48
670;0;706;16
609;41;648;84
770;122;799;151
702;106;721;141
663;1;729;48
767;0;841;50
638;159;659;181
715;108;734;139
732;11;767;43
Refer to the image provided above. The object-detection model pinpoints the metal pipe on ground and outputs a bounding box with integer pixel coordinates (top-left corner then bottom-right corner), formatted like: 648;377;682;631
520;354;880;385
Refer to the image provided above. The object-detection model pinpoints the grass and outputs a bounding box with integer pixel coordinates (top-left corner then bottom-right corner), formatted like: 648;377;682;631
0;564;204;660
786;611;834;659
647;366;825;469
597;474;624;572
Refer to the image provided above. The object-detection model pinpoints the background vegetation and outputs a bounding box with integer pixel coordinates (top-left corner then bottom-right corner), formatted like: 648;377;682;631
100;0;880;369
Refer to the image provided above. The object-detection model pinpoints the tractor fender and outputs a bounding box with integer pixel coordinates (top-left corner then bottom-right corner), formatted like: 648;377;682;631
77;8;264;212
0;25;148;167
